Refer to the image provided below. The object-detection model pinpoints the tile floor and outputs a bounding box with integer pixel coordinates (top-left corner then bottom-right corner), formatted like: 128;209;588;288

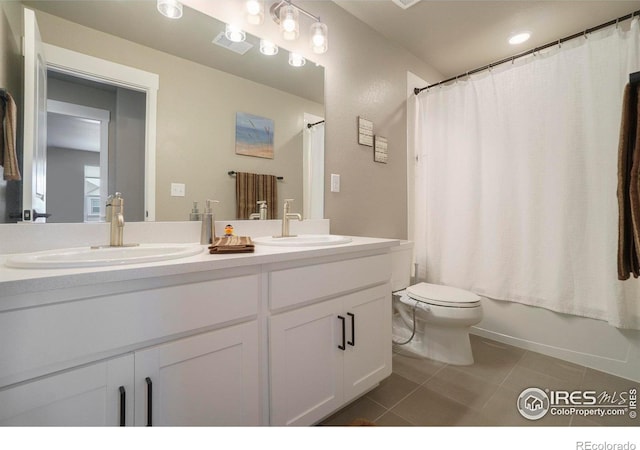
320;335;640;426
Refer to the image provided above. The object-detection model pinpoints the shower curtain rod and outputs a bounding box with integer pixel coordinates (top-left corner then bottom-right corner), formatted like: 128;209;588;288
414;9;640;95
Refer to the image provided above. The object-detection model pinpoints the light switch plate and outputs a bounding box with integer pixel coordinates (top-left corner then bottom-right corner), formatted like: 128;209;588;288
171;183;186;197
331;174;340;193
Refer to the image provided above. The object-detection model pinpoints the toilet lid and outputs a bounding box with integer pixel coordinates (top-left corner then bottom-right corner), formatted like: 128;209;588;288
406;282;481;308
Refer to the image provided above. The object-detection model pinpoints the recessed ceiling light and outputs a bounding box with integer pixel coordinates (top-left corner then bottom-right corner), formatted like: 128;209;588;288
509;32;531;45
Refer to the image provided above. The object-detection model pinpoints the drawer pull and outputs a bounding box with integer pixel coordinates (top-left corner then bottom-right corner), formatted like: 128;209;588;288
347;312;355;347
145;377;153;426
119;386;126;426
337;315;346;350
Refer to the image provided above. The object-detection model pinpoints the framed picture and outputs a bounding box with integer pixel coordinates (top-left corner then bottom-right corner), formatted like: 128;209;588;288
374;135;388;163
358;116;373;147
235;112;274;159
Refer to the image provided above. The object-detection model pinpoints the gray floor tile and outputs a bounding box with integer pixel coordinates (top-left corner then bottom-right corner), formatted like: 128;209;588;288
571;415;603;426
390;386;475;426
374;411;414;426
424;365;501;410
518;351;585;383
365;373;419;409
502;364;581;393
319;396;386;426
391;350;446;384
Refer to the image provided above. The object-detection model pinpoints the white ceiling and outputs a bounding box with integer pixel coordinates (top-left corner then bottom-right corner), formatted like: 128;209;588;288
334;0;640;79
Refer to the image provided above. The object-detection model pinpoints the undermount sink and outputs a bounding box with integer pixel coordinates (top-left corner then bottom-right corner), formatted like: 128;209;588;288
4;243;204;269
252;234;352;247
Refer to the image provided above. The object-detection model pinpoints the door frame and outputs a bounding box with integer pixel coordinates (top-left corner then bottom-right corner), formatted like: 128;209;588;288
47;99;110;221
43;43;159;221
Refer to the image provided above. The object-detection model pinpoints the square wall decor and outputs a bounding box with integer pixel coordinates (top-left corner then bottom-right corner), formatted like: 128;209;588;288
374;135;388;163
358;116;373;147
235;112;274;159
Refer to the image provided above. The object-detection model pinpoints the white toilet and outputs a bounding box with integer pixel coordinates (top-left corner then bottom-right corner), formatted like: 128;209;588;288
390;242;483;365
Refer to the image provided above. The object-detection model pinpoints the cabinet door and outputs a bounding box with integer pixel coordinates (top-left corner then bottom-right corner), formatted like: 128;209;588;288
270;297;344;426
0;354;133;426
134;322;260;426
342;284;392;402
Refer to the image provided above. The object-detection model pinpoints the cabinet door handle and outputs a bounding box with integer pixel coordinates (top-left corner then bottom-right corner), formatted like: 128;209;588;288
337;315;346;351
145;377;153;427
347;312;355;347
119;386;126;427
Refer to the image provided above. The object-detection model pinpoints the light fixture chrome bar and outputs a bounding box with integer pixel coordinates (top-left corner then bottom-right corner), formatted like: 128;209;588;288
271;0;321;24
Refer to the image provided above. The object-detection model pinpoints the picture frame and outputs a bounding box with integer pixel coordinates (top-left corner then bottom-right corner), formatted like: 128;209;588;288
358;116;373;147
374;135;388;163
235;112;274;159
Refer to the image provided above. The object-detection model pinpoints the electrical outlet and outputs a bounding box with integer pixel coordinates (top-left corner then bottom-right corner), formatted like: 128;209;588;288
171;183;186;197
331;174;340;193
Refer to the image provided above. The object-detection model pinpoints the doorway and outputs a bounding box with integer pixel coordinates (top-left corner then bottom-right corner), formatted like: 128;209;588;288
45;70;146;223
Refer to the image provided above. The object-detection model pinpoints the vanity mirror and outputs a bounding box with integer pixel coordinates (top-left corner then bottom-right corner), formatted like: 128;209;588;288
1;0;325;223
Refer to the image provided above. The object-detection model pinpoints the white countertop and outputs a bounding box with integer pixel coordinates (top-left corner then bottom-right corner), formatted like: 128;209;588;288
0;236;399;299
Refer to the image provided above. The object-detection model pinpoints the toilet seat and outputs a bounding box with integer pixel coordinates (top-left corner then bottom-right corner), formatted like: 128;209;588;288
405;282;481;308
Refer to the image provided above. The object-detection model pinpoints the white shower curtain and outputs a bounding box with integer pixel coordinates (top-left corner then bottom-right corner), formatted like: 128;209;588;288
414;19;640;329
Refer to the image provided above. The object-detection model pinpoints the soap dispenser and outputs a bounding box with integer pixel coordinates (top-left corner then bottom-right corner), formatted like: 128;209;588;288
257;201;268;220
200;199;219;245
189;201;202;221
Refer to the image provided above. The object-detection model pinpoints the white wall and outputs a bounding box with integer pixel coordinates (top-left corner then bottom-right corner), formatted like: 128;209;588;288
182;0;442;238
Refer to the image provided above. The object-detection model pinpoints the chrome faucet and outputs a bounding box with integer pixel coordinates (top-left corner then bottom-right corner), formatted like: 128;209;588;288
106;192;125;247
249;201;268;220
279;198;302;238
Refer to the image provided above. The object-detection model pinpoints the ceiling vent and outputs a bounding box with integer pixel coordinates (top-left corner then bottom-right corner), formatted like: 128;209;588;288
391;0;421;9
212;31;253;55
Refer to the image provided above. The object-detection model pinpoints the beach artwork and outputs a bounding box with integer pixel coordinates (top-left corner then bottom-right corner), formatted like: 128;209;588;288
235;112;274;159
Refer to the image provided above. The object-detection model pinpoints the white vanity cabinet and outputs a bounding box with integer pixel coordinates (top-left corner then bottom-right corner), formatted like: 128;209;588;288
0;269;262;426
0;354;134;426
0;237;398;427
268;254;392;426
134;321;259;426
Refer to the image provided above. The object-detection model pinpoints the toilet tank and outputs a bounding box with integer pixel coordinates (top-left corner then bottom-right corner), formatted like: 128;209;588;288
390;240;413;291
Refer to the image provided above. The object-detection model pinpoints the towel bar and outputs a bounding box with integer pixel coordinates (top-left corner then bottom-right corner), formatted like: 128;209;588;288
228;171;283;181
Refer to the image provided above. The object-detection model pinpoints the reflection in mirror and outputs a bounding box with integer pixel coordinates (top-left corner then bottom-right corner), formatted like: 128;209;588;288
46;71;146;223
0;0;324;223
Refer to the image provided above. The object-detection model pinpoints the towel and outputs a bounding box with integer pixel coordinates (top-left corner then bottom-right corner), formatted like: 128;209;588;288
235;172;278;219
209;236;255;254
0;91;21;181
617;83;640;279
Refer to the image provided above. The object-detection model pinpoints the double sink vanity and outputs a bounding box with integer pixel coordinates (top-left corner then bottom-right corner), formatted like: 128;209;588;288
0;220;397;426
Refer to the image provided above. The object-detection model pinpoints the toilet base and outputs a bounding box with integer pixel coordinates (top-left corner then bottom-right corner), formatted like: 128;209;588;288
392;314;475;365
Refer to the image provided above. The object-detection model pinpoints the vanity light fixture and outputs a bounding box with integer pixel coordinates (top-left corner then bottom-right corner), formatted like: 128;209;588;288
157;0;183;19
288;52;306;67
260;39;279;56
509;31;531;45
225;24;247;43
310;21;328;54
246;0;264;25
268;1;329;54
279;3;299;41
